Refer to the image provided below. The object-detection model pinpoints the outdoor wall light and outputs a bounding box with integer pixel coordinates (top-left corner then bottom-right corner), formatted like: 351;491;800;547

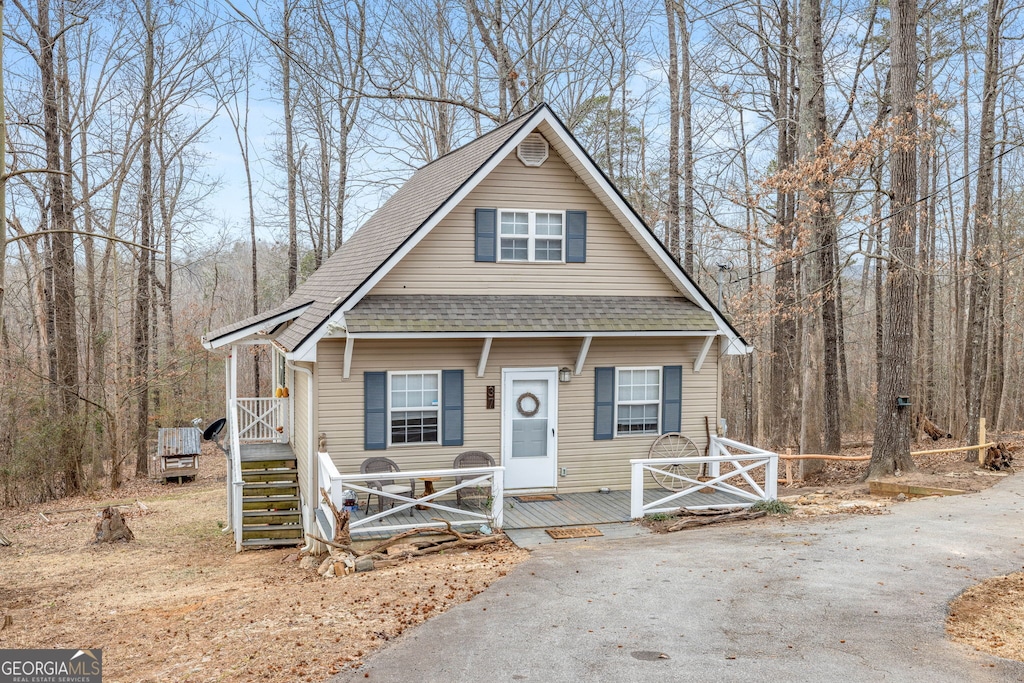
559;367;572;383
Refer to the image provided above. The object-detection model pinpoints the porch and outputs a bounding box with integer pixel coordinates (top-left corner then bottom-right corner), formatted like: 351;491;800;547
313;437;777;542
341;486;747;536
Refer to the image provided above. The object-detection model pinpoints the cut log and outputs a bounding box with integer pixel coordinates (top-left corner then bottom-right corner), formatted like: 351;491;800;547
916;413;952;441
665;509;767;532
93;506;135;543
983;443;1014;471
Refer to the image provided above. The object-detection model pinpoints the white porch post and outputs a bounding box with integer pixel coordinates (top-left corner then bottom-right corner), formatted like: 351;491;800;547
630;461;644;519
491;467;504;529
707;437;721;477
224;355;232;527
229;345;238;403
766;453;779;500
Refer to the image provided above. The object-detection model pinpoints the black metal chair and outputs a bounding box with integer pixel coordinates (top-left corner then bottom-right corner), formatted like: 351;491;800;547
453;450;495;508
360;457;416;516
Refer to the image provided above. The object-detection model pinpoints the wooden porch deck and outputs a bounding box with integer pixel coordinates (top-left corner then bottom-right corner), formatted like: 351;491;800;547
239;442;295;461
346;487;749;534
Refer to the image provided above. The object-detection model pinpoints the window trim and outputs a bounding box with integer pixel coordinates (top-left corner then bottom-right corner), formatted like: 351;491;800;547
614;366;662;437
386;370;442;447
496;208;566;263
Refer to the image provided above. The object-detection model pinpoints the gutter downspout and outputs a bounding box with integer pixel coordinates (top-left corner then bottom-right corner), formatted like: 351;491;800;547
288;361;317;553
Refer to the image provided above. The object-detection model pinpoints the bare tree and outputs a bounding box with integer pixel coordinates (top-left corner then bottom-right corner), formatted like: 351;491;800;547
868;0;918;478
963;0;1003;448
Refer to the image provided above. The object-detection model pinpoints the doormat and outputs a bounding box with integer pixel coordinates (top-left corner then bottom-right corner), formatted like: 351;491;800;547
515;494;561;502
546;526;603;539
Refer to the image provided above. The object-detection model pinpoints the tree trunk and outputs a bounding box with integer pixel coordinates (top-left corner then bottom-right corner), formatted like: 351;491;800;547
963;0;1002;450
797;0;841;454
134;0;155;477
663;0;680;260
867;0;917;479
677;1;695;274
282;0;298;294
37;0;82;492
769;0;798;449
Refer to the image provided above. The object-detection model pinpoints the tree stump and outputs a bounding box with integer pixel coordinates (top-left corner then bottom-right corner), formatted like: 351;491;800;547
93;507;135;543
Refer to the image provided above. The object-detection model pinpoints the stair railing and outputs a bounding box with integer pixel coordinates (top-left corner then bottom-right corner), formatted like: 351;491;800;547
228;399;244;552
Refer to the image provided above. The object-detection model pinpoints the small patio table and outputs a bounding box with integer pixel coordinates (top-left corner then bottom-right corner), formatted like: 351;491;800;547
416;477;442;510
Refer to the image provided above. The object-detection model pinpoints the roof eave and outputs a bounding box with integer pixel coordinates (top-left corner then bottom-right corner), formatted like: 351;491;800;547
202;303;312;350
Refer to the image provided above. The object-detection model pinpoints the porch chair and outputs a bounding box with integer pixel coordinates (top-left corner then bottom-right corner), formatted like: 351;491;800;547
453;450;496;508
360;457;416;516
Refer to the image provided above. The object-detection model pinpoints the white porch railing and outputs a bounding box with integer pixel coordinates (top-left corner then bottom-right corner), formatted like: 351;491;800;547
228;399;245;552
316;452;504;537
317;451;344;539
630;436;778;519
235;397;289;444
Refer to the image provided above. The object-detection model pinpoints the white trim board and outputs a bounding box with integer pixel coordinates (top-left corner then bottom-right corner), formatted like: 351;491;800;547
203;303;312;350
342;330;721;340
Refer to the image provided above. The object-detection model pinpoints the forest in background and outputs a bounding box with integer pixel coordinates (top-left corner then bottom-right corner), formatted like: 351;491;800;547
0;0;1021;504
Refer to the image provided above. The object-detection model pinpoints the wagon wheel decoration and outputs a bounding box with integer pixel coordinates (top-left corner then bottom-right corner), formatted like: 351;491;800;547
516;392;541;417
647;433;703;491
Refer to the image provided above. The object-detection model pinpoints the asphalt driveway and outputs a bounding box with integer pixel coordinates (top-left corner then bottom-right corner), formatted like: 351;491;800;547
335;474;1024;682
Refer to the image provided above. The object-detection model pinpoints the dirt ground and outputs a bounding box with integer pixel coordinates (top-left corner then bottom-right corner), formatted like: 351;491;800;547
773;434;1021;516
948;572;1024;662
0;448;527;683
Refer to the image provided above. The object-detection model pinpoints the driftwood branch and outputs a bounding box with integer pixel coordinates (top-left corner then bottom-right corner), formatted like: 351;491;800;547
662;508;767;533
319;487;350;546
304;533;354;554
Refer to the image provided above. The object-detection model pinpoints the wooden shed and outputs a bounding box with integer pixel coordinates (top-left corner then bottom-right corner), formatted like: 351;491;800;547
156;428;201;482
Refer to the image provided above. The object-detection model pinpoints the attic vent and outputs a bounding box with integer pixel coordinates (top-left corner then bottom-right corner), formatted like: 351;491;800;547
517;133;549;167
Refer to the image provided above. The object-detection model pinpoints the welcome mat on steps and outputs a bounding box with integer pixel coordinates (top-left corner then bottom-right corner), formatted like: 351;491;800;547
545;526;604;539
515;494;561;502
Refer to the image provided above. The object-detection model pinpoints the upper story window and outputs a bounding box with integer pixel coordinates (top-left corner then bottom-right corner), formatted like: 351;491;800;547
499;210;564;263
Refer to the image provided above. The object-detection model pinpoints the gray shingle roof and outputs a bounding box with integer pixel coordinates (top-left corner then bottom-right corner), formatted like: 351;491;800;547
344;295;717;333
203;109;537;350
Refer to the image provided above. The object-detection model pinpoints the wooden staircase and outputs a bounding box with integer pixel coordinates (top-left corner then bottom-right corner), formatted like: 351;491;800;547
239;451;304;548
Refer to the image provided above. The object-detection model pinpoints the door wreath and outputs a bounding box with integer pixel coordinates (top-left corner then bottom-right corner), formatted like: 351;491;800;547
516;392;540;417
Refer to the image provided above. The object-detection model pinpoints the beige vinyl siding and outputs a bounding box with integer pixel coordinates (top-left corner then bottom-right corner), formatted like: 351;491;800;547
372;146;681;297
317;336;718;493
291;364;313;504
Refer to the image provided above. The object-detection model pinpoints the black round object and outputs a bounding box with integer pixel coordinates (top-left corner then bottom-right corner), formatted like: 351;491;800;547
203;418;227;441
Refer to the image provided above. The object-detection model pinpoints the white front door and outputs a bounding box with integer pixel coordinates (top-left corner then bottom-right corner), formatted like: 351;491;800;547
502;368;558;490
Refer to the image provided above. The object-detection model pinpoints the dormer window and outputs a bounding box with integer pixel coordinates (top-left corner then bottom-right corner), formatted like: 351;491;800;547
498;210;564;262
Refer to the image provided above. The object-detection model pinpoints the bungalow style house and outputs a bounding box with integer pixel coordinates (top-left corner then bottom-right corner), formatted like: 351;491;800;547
203;104;752;548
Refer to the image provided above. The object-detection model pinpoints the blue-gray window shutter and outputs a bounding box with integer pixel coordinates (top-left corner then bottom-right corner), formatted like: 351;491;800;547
364;372;387;450
566;210;587;263
442;370;464;446
594;367;615;440
662;366;682;434
475;208;497;262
